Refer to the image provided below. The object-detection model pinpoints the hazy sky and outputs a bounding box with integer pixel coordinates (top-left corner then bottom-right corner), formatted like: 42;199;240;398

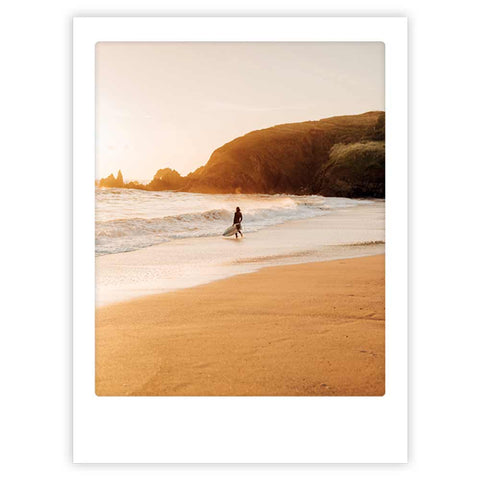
96;42;384;180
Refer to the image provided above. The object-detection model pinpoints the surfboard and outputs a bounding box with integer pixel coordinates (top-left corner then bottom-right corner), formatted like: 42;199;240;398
222;224;238;237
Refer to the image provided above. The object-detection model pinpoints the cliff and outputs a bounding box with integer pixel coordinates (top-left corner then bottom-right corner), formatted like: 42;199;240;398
98;111;385;198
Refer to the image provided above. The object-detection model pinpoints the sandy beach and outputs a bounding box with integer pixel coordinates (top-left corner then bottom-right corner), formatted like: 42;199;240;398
96;254;385;396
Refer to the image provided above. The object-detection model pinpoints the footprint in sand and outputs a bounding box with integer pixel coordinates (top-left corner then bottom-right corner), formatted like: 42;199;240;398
360;350;378;357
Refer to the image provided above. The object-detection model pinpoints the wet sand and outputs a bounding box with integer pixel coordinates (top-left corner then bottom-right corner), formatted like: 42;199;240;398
96;254;385;396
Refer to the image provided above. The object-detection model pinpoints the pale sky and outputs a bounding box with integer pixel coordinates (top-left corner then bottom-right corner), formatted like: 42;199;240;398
96;42;384;180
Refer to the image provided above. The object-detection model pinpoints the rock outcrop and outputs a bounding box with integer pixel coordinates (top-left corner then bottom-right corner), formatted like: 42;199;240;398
98;170;125;188
147;168;187;191
185;111;385;197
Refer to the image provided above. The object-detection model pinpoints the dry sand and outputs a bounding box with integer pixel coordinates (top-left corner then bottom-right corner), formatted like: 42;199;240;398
96;254;385;396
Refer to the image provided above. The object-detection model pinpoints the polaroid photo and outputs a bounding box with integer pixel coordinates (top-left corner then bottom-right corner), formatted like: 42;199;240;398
73;16;408;463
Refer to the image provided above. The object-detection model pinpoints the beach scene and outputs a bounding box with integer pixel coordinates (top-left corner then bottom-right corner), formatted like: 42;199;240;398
95;42;385;396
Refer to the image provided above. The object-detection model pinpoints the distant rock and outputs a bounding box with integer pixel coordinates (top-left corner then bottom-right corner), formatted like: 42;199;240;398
147;168;187;191
98;170;125;188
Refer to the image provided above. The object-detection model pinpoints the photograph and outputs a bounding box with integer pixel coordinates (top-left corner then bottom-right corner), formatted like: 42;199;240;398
94;41;386;396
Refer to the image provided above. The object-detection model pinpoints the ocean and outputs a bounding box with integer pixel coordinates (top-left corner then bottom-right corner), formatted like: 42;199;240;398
95;188;372;256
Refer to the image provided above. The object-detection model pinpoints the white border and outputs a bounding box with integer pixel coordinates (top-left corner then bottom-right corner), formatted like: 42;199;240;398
73;17;407;463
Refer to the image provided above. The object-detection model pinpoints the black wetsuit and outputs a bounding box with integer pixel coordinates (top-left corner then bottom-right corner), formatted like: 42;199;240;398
233;211;243;225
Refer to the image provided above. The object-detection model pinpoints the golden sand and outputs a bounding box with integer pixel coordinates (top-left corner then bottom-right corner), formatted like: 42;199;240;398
96;254;385;396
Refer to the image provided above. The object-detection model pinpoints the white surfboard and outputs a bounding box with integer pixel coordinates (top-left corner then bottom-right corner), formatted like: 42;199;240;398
222;224;238;237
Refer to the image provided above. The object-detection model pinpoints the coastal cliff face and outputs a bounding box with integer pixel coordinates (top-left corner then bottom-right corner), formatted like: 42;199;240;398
98;111;385;198
186;111;385;196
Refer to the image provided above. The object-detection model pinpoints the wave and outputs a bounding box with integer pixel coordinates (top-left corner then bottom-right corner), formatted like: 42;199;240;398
96;206;323;255
97;209;231;239
95;191;372;255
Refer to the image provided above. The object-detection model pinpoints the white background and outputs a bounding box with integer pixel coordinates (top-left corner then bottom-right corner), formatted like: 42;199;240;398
74;17;406;464
1;0;479;478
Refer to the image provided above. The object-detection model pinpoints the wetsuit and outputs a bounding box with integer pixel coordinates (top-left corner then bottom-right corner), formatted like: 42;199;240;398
233;211;243;225
233;211;243;237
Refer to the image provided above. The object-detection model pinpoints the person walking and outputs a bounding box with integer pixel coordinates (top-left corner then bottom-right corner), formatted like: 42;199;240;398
233;206;243;238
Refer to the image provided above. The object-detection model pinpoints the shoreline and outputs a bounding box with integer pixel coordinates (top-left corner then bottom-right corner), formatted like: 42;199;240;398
96;254;385;396
96;202;385;306
97;248;383;309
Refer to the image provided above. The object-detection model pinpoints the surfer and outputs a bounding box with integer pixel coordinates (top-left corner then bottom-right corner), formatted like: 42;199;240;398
233;206;243;238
